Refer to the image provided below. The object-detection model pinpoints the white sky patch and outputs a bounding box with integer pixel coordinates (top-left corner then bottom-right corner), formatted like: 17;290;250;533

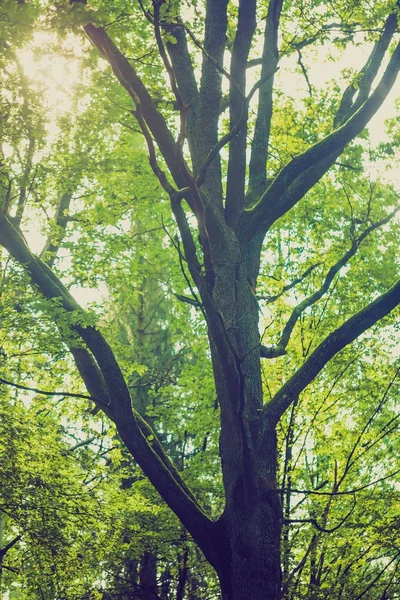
17;32;83;109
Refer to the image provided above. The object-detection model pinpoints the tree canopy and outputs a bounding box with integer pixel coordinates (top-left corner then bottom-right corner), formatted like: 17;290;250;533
0;1;400;599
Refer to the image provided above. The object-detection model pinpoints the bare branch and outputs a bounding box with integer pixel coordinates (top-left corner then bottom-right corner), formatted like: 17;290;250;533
248;0;284;200
269;207;400;355
297;48;312;97
84;23;186;190
225;0;257;227
275;467;400;496
68;436;97;452
334;12;398;127
0;535;21;559
339;367;400;480
0;375;98;402
353;552;400;600
258;262;322;305
260;276;400;426
285;495;356;533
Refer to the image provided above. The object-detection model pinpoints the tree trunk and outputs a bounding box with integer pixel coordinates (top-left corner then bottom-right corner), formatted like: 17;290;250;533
139;552;158;600
217;504;282;600
205;253;283;600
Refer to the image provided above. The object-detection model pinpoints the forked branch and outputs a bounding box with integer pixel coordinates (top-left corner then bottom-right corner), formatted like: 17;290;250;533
242;32;400;242
264;206;400;357
260;276;400;428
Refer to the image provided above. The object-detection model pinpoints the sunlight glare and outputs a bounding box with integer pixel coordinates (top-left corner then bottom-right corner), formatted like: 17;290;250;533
16;31;84;116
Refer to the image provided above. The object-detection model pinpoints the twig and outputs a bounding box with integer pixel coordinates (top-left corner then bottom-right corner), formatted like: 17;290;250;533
0;376;97;402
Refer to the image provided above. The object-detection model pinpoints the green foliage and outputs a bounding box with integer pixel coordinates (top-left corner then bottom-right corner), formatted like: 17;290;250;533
0;0;399;598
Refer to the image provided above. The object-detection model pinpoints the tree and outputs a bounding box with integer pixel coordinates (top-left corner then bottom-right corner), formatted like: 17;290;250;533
1;1;400;598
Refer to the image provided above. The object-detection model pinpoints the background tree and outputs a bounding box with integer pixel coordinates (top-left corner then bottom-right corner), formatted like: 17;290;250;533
0;0;400;599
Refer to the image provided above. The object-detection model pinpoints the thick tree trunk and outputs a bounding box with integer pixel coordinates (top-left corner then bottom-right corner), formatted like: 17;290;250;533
205;248;283;600
217;504;282;600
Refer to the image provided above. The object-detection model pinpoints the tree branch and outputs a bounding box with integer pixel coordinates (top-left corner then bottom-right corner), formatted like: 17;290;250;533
242;39;400;243
267;207;400;356
39;192;72;268
0;376;98;402
260;276;400;427
258;261;322;305
196;0;228;206
334;12;398;127
248;0;284;200
166;25;199;166
0;536;21;559
274;467;400;496
225;0;257;228
285;495;356;533
84;23;187;190
0;215;218;562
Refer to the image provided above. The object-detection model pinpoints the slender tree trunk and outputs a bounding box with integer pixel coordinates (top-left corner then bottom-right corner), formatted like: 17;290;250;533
0;510;4;596
139;552;158;600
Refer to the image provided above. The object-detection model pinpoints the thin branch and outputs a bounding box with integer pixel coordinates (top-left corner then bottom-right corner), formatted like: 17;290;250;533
353;552;400;600
0;376;97;402
285;494;356;533
273;206;400;354
334;12;398;127
68;436;97;452
340;367;400;480
297;48;312;97
39;192;73;268
0;535;21;559
275;467;400;496
258;261;322;305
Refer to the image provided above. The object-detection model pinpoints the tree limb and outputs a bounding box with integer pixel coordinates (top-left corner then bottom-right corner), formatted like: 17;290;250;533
166;24;199;164
225;0;257;227
248;0;284;200
0;215;218;562
334;12;398;127
196;0;228;206
242;39;400;243
0;535;21;559
84;23;187;191
258;261;322;305
267;206;400;356
260;276;400;427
